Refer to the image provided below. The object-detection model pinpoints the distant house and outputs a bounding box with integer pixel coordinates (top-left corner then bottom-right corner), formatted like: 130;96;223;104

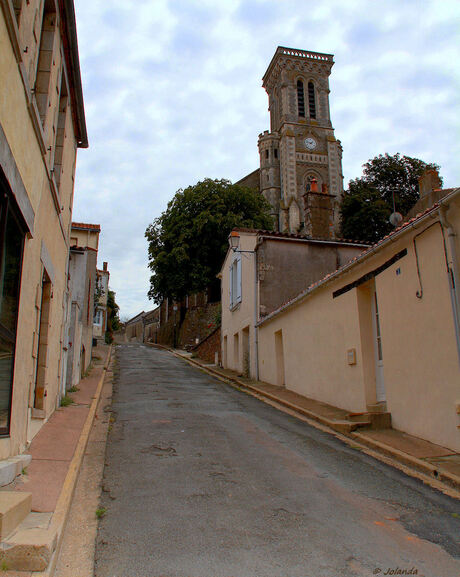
125;307;161;343
0;1;87;459
221;230;367;377
66;223;100;389
251;185;460;452
125;311;146;342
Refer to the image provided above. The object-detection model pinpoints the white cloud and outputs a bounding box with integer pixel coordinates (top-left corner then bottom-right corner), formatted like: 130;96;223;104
72;0;460;318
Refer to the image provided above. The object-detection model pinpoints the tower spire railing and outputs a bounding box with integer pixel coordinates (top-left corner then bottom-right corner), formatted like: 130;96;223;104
277;46;333;62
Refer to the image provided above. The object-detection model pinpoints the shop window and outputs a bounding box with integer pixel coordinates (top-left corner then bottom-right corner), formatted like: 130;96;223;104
0;186;26;435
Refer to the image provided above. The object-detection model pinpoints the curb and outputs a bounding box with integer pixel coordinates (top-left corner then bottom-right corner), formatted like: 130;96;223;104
15;344;113;576
161;347;460;499
43;344;113;576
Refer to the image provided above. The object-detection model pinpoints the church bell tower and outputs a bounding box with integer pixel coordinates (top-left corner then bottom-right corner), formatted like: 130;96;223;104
258;47;344;237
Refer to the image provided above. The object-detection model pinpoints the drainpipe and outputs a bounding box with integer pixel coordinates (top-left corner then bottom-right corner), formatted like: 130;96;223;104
439;204;460;364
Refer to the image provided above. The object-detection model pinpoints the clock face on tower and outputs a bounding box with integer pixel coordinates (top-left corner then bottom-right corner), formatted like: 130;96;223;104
304;137;317;150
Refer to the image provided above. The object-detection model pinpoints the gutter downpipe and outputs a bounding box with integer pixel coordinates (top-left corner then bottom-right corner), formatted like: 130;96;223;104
439;204;460;364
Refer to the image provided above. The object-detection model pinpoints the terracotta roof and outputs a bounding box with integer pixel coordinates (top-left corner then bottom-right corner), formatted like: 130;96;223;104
71;222;101;231
258;187;460;326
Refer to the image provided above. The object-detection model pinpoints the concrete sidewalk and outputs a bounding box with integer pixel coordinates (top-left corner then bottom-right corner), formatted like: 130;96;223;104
0;343;112;575
171;348;460;498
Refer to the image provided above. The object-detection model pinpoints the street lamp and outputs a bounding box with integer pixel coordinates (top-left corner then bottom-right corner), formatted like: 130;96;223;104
228;231;256;254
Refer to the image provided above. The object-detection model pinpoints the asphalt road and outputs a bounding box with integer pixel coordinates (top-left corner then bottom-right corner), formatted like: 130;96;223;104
95;344;460;577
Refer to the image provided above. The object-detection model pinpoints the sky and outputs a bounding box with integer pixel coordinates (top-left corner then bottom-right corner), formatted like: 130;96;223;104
72;0;460;320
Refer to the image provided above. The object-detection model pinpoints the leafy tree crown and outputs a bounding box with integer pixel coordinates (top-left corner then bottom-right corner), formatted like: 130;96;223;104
145;178;273;301
340;153;441;244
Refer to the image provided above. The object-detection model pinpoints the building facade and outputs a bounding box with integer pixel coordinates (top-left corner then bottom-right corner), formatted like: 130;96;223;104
0;0;87;459
256;188;460;452
66;223;99;388
221;230;367;378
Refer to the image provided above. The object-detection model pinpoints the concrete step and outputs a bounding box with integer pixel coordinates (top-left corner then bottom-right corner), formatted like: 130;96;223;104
366;402;387;413
329;420;371;434
0;512;56;571
0;491;32;540
348;411;392;430
0;454;32;487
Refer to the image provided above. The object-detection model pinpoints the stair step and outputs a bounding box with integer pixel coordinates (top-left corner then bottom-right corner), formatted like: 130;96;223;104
330;420;371;434
348;411;392;430
0;492;32;540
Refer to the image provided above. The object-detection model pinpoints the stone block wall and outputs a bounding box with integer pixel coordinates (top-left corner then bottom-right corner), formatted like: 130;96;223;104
193;327;221;365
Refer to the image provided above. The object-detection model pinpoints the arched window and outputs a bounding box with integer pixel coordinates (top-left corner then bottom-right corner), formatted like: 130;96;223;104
297;80;305;117
308;82;316;119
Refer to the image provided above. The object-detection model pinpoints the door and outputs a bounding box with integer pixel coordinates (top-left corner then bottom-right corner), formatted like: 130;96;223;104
274;329;285;387
371;287;385;402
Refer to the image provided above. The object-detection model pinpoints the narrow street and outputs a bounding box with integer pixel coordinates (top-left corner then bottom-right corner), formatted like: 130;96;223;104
95;344;460;577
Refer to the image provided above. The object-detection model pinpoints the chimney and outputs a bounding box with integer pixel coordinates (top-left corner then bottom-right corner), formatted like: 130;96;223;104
103;261;108;271
418;169;442;198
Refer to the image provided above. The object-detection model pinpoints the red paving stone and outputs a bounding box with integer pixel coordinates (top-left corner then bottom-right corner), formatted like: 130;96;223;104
14;346;110;514
18;459;69;512
25;405;89;461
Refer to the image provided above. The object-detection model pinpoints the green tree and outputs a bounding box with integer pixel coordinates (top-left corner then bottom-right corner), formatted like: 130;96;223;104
340;153;441;243
105;289;120;343
145;178;273;301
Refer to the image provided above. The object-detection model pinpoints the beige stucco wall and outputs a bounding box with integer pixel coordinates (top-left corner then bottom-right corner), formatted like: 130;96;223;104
0;4;81;458
374;219;459;450
72;228;100;251
257;199;460;451
258;287;368;412
221;233;258;377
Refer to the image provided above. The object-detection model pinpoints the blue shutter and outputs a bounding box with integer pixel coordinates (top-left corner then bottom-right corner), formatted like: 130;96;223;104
236;256;242;303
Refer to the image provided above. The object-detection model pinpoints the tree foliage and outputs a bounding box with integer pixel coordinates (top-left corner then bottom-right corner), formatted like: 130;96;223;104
105;289;120;343
145;178;273;301
340;153;441;243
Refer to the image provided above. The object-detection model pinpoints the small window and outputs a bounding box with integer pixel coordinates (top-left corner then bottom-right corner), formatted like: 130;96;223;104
274;148;278;159
229;255;242;309
308;82;316;119
265;149;269;159
297;80;305;117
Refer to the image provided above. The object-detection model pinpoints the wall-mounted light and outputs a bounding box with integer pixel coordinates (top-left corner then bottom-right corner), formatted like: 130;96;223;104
228;231;240;251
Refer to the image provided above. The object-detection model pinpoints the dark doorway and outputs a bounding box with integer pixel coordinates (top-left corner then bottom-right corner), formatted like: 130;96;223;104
0;181;26;435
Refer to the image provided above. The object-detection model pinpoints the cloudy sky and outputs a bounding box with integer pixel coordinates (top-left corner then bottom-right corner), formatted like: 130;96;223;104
72;0;460;320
